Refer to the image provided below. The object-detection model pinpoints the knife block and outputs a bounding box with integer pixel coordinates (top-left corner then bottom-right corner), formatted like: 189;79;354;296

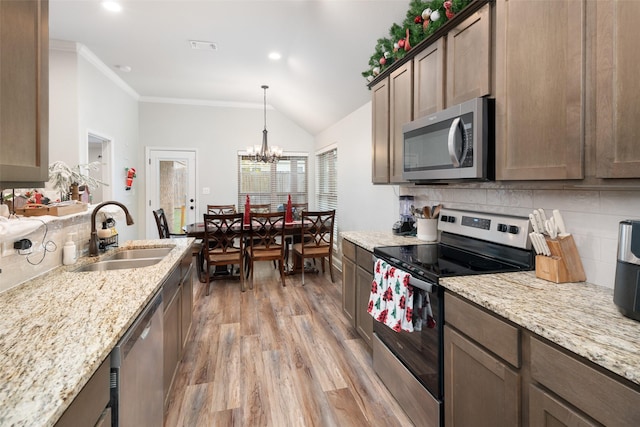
535;234;586;283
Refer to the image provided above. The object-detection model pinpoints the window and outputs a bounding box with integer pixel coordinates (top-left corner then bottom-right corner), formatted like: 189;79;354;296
316;146;338;236
237;154;308;211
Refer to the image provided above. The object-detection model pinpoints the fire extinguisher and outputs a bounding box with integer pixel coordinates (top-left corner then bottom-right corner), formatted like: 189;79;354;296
125;168;136;190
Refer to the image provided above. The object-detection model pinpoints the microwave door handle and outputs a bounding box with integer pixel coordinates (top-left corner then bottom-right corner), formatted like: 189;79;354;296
447;117;466;167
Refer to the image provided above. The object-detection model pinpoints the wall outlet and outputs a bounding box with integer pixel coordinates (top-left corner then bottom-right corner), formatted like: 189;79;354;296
202;187;210;195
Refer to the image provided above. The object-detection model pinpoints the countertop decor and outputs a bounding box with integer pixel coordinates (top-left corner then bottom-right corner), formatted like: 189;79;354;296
0;238;194;427
342;231;640;387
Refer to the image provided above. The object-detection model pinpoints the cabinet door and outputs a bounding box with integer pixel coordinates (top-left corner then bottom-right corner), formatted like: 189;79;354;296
371;78;390;184
446;3;491;107
495;0;585;180
389;63;412;184
341;255;356;327
0;0;48;186
355;265;373;348
413;38;445;118
595;0;640;178
445;326;521;427
529;385;599;427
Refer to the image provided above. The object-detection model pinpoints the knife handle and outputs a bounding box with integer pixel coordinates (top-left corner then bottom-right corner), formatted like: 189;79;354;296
552;209;568;235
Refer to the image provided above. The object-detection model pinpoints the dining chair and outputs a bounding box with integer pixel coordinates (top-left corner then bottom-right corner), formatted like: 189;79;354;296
246;211;287;288
203;213;245;294
249;204;271;213
292;210;336;285
153;208;205;280
207;204;236;215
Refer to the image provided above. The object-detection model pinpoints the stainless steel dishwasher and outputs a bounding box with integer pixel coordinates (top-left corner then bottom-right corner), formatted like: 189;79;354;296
110;291;163;427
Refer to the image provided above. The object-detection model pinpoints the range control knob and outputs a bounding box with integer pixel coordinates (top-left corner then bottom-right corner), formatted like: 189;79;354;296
497;223;508;232
440;215;448;222
447;216;456;223
508;225;520;234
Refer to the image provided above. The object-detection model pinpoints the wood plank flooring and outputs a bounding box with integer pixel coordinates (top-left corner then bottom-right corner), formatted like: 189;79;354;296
164;262;414;426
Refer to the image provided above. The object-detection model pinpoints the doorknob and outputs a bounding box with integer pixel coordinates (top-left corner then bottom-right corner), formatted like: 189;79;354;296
190;198;194;202
190;206;194;210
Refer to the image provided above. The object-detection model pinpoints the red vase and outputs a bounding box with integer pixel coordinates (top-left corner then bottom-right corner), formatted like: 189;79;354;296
285;195;293;223
244;195;251;225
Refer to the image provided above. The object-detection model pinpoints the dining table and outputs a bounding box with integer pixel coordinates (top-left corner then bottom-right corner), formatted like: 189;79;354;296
183;219;315;282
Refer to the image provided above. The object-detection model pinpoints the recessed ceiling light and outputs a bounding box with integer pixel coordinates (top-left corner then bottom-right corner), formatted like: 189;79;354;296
114;65;132;72
268;52;282;61
189;40;218;51
102;1;122;12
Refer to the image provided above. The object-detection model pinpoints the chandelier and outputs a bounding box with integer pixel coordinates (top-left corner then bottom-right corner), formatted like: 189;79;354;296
247;85;282;163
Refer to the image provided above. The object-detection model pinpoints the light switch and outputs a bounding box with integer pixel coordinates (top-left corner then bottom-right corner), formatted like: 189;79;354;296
202;187;210;195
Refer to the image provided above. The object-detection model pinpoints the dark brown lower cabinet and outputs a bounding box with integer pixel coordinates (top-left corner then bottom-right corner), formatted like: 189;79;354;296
529;385;599;427
341;240;356;327
444;325;521;427
355;262;373;348
445;291;640;427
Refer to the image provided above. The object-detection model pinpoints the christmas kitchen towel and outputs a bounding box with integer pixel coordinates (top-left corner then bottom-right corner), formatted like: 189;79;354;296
368;258;415;332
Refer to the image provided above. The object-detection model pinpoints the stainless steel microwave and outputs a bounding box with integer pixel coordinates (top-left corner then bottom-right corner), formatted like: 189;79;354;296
402;97;493;182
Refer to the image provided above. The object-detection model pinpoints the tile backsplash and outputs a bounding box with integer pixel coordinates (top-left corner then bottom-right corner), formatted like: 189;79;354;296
405;187;640;289
0;213;91;293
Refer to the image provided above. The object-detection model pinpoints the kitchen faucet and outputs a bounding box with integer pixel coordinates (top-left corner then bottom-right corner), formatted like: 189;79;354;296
89;201;134;256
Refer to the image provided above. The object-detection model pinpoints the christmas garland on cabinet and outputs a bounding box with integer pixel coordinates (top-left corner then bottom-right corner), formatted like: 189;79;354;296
362;0;474;82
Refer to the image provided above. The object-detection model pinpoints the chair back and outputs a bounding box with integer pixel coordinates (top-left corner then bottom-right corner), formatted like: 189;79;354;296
249;212;286;258
203;213;244;253
300;210;335;255
153;208;171;239
249;204;271;213
207;204;236;215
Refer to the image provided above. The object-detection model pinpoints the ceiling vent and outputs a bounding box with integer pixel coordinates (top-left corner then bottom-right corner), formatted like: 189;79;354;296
189;40;218;51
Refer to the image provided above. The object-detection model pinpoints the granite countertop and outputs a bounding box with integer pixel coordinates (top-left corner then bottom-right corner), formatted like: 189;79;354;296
340;230;426;252
341;231;640;387
0;238;193;427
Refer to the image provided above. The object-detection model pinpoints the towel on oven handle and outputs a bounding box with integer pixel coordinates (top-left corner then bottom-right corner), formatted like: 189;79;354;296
368;258;415;332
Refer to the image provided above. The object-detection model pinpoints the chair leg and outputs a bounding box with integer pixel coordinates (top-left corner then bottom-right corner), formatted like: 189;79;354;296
279;260;286;287
249;259;255;290
205;261;211;296
301;257;305;286
328;254;334;283
240;259;245;292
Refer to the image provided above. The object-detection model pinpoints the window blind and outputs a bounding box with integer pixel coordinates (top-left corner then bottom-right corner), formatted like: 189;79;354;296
237;154;308;211
316;147;338;238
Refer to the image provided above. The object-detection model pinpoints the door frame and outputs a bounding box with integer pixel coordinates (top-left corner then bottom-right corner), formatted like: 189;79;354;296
85;130;114;203
145;147;198;239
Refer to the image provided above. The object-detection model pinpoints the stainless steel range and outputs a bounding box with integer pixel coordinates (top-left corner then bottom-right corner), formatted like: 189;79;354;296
372;208;534;427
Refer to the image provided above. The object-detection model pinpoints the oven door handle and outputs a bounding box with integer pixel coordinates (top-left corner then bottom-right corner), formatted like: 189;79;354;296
409;275;435;293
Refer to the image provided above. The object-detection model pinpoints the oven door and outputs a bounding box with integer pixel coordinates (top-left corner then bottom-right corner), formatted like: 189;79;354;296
373;278;443;399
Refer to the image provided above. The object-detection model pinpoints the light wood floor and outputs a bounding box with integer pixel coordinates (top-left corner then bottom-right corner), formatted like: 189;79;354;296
164;262;414;426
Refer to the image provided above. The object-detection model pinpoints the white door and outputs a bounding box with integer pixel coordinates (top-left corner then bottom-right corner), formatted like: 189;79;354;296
146;148;197;238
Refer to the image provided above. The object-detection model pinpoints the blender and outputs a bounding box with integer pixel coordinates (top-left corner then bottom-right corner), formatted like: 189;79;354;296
392;195;416;235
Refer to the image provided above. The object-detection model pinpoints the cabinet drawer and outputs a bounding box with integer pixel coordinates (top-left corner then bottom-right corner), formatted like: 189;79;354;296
356;246;374;272
445;292;520;367
342;239;356;261
530;337;640;426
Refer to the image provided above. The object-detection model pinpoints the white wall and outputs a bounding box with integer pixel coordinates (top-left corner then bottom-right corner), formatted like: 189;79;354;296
317;101;640;290
49;42;140;241
315;102;398;237
139;101;314;237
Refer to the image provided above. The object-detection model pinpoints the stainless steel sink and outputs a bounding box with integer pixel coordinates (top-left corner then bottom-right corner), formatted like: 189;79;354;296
73;257;164;272
103;247;173;260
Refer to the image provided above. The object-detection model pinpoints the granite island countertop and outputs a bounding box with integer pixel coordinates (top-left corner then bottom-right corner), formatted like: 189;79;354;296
0;238;194;427
341;231;640;388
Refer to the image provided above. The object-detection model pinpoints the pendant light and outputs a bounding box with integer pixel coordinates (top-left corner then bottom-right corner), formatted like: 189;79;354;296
247;85;282;163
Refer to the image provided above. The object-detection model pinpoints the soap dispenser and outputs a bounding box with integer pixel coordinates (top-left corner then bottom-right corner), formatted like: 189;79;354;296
63;234;77;265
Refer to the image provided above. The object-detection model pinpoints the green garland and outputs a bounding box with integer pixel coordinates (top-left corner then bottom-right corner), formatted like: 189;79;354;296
362;0;473;82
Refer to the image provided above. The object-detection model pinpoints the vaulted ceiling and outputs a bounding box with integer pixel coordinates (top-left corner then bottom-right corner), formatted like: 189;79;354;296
49;0;410;135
